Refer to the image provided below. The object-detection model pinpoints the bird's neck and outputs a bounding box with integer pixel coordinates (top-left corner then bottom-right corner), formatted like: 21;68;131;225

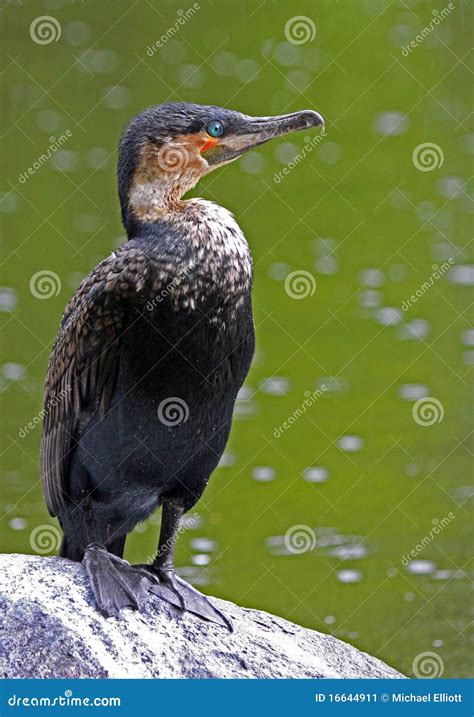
125;172;201;234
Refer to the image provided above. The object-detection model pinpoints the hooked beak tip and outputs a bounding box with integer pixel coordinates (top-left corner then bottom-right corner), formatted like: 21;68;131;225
306;110;325;128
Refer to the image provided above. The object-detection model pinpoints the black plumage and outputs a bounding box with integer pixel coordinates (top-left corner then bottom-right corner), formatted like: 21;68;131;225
40;102;323;625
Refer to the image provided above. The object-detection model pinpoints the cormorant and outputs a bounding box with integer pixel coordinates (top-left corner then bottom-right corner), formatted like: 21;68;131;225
40;102;324;628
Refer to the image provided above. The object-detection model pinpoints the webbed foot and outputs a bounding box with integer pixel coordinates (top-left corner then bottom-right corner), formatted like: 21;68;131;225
82;543;152;617
142;565;233;631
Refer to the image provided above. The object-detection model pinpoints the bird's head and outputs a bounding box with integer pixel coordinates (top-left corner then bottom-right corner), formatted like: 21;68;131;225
118;102;324;236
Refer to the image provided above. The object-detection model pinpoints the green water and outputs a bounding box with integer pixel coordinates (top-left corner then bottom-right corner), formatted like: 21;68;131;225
1;0;472;678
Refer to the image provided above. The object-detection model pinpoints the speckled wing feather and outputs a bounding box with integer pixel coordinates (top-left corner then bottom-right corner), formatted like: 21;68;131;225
40;244;151;517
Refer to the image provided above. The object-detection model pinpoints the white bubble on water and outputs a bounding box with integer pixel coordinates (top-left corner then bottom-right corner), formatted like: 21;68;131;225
268;262;291;281
51;150;78;172
315;255;339;275
274;142;300;164
36;109;62;133
2;363;26;381
9;518;27;530
374;111;408;136
337;569;363;584
274;42;301;66
359;268;385;287
259;377;290;395
234;59;259;83
399;319;430;341
302;467;328;483
448;265;474;286
359;290;382;308
332;545;368;560
0;192;19;214
103;85;130;109
318;142;341;165
406;560;436;575
218;452;237;468
240;151;265;175
64;20;91;46
398;383;429;401
461;329;474;347
376;307;402;325
338;435;364;452
252;466;276;482
86;147;110;170
438;176;465;199
213;51;237;76
463;350;474;366
190;538;217;552
0;287;17;312
160;40;187;65
191;554;211;567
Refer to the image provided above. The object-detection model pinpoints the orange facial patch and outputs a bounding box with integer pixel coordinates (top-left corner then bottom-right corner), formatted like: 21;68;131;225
200;136;219;154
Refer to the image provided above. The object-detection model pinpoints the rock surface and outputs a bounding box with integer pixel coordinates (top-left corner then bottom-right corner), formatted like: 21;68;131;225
0;553;404;679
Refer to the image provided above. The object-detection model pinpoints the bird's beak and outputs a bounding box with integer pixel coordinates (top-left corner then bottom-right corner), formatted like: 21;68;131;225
204;110;324;166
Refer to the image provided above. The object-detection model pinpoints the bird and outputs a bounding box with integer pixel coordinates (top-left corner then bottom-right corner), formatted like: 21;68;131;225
40;102;324;628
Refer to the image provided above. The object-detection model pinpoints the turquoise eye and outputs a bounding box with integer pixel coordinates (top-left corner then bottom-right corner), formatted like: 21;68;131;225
206;120;224;138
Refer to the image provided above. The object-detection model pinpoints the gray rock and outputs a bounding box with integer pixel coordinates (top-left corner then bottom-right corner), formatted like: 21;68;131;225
0;553;404;679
